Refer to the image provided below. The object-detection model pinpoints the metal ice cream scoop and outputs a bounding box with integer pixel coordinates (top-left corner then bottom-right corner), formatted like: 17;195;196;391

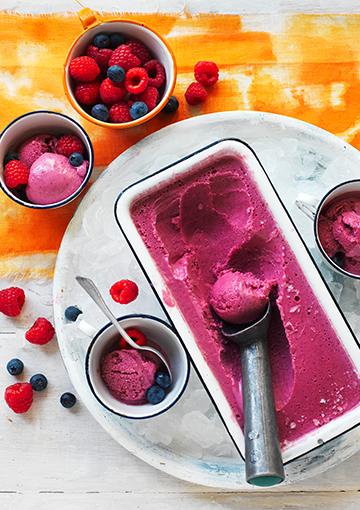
221;301;285;486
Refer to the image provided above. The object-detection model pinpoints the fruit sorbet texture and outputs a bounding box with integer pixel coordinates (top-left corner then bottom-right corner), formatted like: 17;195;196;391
131;155;360;445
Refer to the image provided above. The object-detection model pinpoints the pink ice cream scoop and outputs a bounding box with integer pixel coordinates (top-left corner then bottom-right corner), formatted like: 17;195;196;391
19;134;57;167
210;271;273;325
101;349;158;405
26;153;88;205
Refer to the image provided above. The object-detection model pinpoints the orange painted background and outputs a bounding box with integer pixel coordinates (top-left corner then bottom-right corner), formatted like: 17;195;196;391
1;12;360;275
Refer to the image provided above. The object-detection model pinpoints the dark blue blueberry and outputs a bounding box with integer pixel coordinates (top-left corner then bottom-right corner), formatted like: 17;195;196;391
91;103;109;122
60;392;77;408
110;33;125;48
163;96;179;114
107;65;125;83
4;152;19;165
155;371;172;389
331;251;345;268
69;152;84;167
30;373;48;391
93;33;110;49
64;305;82;322
146;385;166;405
6;358;24;376
130;101;148;120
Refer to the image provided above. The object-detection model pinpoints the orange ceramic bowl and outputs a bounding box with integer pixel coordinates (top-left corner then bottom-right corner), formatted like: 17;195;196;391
64;9;177;129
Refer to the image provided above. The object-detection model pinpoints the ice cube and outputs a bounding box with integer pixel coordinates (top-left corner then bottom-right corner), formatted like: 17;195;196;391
180;411;225;449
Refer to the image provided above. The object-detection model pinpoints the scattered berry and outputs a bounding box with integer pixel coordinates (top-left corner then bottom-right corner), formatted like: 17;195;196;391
69;152;84;167
110;279;139;304
120;327;147;349
108;45;141;71
86;45;113;72
25;318;55;345
107;65;125;83
155;371;172;389
91;103;110;122
60;392;77;408
124;67;148;94
185;82;207;105
4;160;29;189
5;382;33;413
138;86;159;111
30;373;48;392
110;33;125;48
130;101;148;120
6;358;24;376
144;59;166;88
0;287;25;317
74;81;100;105
64;306;82;322
69;56;100;82
93;33;110;49
194;61;219;87
56;135;84;157
109;102;132;123
163;95;179;113
146;385;166;405
125;40;151;64
100;78;126;105
4;152;19;165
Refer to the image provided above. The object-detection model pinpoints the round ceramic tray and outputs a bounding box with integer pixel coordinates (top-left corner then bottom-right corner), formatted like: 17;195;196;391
53;111;360;489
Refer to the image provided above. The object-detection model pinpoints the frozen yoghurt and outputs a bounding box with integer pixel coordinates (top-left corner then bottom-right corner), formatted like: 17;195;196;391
19;134;57;167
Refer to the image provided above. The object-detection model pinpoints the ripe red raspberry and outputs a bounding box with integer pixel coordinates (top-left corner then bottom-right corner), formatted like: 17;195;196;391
100;78;126;105
56;135;84;157
125;40;152;64
194;61;219;87
109;45;141;71
124;67;148;94
4;161;29;189
137;86;159;111
86;45;113;72
69;56;100;82
0;287;25;317
110;279;138;303
144;59;166;88
25;317;55;345
185;82;207;105
120;327;147;349
109;102;132;123
74;81;100;105
5;383;33;414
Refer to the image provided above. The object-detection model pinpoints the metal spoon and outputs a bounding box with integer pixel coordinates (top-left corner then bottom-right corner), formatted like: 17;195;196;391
221;302;285;486
76;276;172;381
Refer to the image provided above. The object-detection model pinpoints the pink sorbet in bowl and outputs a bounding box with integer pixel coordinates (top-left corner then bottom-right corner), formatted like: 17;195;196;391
18;134;57;167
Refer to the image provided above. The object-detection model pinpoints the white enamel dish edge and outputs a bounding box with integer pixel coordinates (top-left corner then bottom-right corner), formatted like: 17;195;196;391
53;111;360;489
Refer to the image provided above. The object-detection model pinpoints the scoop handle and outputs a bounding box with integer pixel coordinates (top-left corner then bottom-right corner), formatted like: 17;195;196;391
241;336;285;486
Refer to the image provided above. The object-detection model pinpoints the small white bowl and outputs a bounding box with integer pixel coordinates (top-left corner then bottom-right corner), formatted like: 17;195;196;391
83;314;190;419
0;110;94;209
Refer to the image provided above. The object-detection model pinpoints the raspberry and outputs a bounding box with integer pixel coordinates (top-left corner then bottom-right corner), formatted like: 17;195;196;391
25;317;55;345
74;81;100;105
124;67;148;94
125;40;152;64
86;45;113;72
137;86;159;111
56;135;84;157
100;78;126;105
110;279;138;303
69;56;100;82
185;82;207;105
5;383;33;414
108;45;141;71
0;287;25;317
120;327;147;349
194;61;219;87
144;59;166;88
4;160;29;189
109;102;132;123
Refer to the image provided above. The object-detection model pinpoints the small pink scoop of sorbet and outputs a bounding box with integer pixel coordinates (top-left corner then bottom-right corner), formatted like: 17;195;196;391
19;134;57;167
210;271;273;325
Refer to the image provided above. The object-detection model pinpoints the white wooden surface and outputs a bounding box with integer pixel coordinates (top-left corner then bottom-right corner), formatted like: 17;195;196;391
0;1;360;509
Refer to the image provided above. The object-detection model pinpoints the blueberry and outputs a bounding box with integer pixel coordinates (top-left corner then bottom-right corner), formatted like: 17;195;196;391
4;152;19;165
91;103;109;122
110;33;125;48
93;33;110;49
163;96;179;114
64;305;82;322
6;358;24;376
130;101;148;120
331;251;345;268
60;392;77;408
107;65;125;83
146;384;166;404
30;373;48;391
69;152;84;167
155;371;172;389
